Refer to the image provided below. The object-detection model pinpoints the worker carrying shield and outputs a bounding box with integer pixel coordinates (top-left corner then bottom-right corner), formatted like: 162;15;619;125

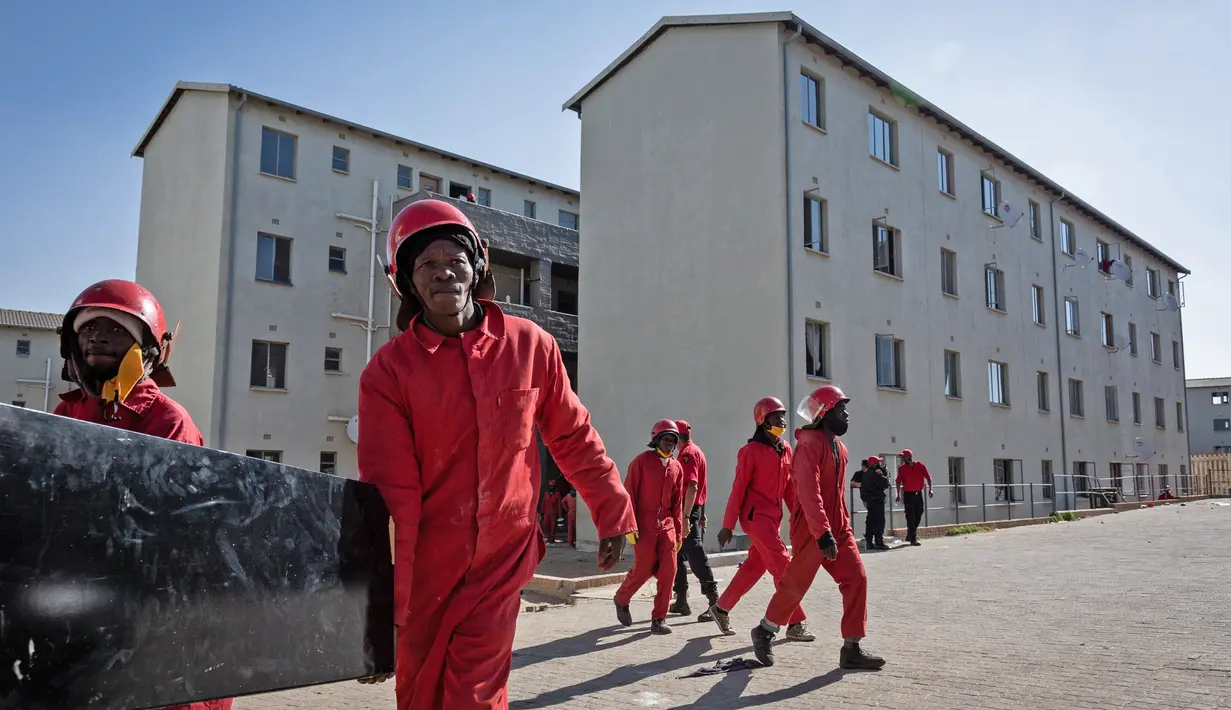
750;385;885;671
613;419;686;635
357;199;637;710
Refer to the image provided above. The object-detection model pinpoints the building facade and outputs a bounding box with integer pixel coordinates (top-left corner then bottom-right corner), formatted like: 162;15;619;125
1185;378;1231;454
565;13;1191;544
0;310;71;412
133;83;581;479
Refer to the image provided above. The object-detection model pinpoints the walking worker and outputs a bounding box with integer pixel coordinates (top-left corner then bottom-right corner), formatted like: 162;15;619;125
750;385;885;671
541;480;562;543
709;397;813;642
54;279;233;710
561;486;578;547
894;449;932;546
670;420;719;621
852;456;891;550
614;419;686;635
357;199;638;709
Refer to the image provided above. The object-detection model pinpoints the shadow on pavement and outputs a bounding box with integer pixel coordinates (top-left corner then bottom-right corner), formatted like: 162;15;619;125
733;668;845;706
512;625;652;671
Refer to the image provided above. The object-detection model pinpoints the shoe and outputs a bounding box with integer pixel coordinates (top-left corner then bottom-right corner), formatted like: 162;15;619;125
785;622;816;642
840;643;886;670
709;606;735;636
615;602;632;627
864;538;875;550
697;593;718;622
751;624;776;666
910;540;922;547
650;619;672;635
668;595;691;617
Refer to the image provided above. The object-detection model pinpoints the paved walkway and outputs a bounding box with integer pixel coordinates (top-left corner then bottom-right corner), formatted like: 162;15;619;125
238;502;1231;709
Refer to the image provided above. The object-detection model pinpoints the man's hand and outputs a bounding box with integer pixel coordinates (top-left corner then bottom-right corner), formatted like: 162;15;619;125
895;494;901;503
597;534;627;571
682;521;691;541
357;673;393;685
927;489;934;499
717;527;733;549
700;515;707;532
817;531;838;560
675;539;683;554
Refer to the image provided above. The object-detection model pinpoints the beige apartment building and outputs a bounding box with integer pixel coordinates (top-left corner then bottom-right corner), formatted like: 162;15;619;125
565;13;1191;544
0;310;71;412
1185;377;1231;454
133;82;581;478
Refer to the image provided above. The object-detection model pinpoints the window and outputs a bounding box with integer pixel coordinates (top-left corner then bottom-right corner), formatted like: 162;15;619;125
867;110;897;165
1125;255;1134;286
420;174;441;193
397;165;412;189
1068;379;1084;417
1154;397;1166;429
1064;298;1079;336
941;249;958;296
1100;313;1114;348
11;400;25;408
1104;385;1119;422
944;350;961;398
250;341;288;389
804;195;827;252
948;457;966;505
875;335;904;389
1037;371;1050;412
555;289;578;315
1096;240;1110;273
799;72;824;129
559;211;579;231
490;263;526;305
246;450;283;463
1060;219;1075;255
476;188;492;207
805;320;829;380
328;246;346;273
1134;462;1148;492
320;451;337;475
1150;332;1161;363
985;267;1005;311
1167;279;1176;297
1109;462;1124;491
1028;201;1041;240
1157;464;1169;492
1172;340;1181;370
1181;464;1190;493
332;146;349;174
324;347;342;373
1031;285;1045;325
988;361;1009;406
981;174;1001;217
873;223;901;277
994;459;1021;502
259;127;296;179
1215;418;1231;432
937;149;954;195
1073;461;1091;498
1213;391;1230;405
1146;268;1161;298
448;182;472;200
523;200;537;219
1132;392;1142;425
1041;460;1053;500
1176;402;1185;432
256;234;292;284
1128;323;1138;356
15;339;30;356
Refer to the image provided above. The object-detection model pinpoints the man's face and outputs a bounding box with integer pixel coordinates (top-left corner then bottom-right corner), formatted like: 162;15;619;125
411;239;475;316
76;317;136;375
679;433;690;446
764;411;787;430
902;454;913;465
658;433;679;455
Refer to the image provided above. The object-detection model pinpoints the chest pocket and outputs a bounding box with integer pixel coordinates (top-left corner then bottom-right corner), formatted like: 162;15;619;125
499;388;539;453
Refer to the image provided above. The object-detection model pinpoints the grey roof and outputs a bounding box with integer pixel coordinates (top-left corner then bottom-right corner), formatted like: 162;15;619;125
133;82;579;198
1186;377;1231;389
0;309;62;331
563;12;1189;274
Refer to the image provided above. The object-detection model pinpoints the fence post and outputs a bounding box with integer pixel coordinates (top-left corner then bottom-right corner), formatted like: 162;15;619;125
981;483;987;523
1030;483;1035;520
955;488;961;525
889;497;895;538
1007;486;1013;522
924;490;930;528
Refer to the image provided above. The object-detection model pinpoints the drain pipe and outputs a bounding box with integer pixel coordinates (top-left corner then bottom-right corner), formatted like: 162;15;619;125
1176;274;1194;492
1047;191;1070;508
782;22;802;433
217;91;247;449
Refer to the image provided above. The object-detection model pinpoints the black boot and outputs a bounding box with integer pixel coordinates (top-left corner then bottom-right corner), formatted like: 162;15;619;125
650;619;672;635
840;642;886;670
615;602;632;627
709;605;734;636
751;624;777;666
697;591;718;622
864;537;875;550
668;593;691;616
875;537;889;550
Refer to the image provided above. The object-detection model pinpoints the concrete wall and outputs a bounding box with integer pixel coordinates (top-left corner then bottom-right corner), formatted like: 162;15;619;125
1186;384;1231;454
0;327;71;411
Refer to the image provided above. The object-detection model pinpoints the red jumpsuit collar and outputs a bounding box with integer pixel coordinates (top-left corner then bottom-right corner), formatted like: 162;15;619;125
58;378;161;416
409;300;506;353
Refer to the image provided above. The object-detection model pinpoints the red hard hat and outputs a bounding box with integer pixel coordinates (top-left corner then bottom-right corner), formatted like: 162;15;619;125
649;418;680;445
867;455;884;465
796;384;849;424
60;279;177;386
900;449;913;458
753;396;787;426
675;420;691;436
384;199;488;298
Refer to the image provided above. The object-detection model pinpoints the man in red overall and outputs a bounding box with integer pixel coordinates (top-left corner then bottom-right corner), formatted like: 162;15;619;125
751;385;885;670
541;480;562;543
669;420;718;621
54;279;233;710
894;448;933;546
561;486;578;547
709;397;813;642
357;199;638;710
614;419;685;635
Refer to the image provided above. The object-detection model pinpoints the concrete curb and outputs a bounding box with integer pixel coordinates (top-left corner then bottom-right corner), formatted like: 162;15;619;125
889;508;1117;539
526;549;751;601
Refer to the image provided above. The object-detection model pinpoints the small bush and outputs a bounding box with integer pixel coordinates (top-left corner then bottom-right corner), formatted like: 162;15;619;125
946;524;991;536
1049;511;1079;523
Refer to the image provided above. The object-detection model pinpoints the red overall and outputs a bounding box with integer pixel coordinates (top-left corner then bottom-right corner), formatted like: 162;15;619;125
561;494;578;546
716;439;804;623
357;303;637;710
540;489;562;541
613;450;684;620
764;429;867;640
55;382;233;710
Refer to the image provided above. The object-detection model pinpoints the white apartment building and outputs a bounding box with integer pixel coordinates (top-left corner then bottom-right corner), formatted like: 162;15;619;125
565;13;1191;543
133;82;582;478
0;310;71;412
1184;378;1231;454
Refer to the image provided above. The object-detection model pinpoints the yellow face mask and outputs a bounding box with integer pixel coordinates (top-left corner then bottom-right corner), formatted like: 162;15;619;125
657;447;675;459
767;425;786;438
100;344;145;405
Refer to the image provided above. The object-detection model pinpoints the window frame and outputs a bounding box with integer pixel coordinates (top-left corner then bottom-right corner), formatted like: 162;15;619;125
867;110;898;166
331;146;350;174
804;319;830;380
250;340;288;390
256;233;293;285
988;360;1009;406
944;349;961;399
875;335;905;390
799;71;825;130
804;194;828;253
259;126;297;180
1068;378;1085;418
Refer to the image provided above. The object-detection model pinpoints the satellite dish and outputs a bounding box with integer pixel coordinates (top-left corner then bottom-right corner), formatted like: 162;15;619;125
1108;260;1131;281
998;202;1023;227
1111;333;1129;352
1133;437;1156;460
346;415;359;444
1074;247;1090;261
1160;293;1180;312
1065;247;1095;269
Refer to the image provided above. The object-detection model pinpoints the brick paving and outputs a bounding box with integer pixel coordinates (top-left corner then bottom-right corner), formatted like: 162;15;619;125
237;502;1231;709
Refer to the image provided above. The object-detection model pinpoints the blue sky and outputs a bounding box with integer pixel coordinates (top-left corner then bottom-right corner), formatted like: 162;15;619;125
1;0;1226;376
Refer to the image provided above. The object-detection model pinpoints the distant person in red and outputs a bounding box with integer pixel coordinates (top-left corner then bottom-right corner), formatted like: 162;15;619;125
751;385;885;671
561;486;578;547
55;279;232;710
670;419;718;621
894;449;932;546
541;480;562;542
357;199;637;710
1158;487;1177;501
614;419;685;635
709;397;813;642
